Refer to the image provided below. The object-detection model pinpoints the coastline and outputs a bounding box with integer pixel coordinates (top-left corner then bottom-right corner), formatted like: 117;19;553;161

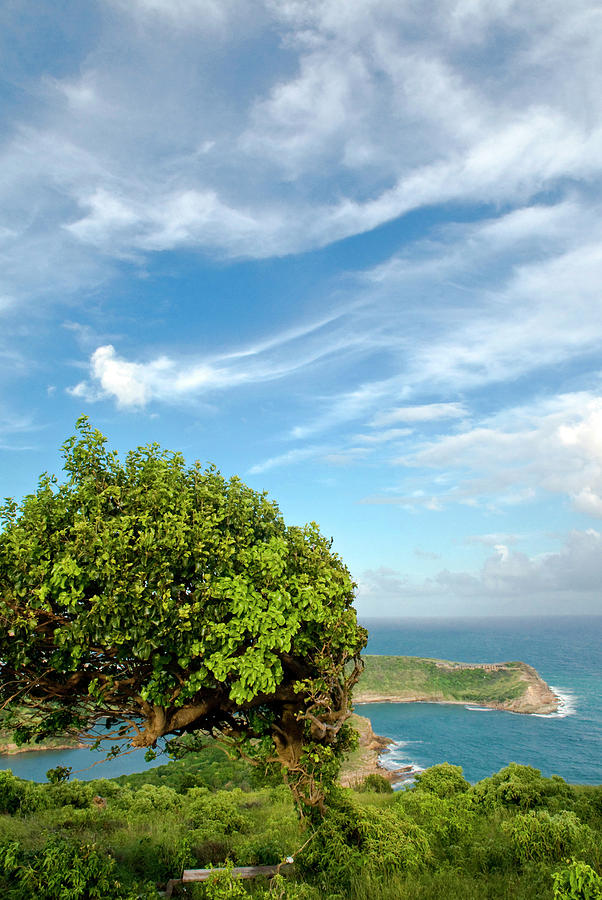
0;740;84;757
355;658;560;715
352;691;560;715
341;659;564;787
340;713;417;787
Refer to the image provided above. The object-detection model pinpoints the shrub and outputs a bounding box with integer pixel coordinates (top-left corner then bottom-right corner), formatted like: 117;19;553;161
0;770;48;815
124;784;180;818
574;787;602;829
184;788;249;836
236;834;284;866
471;763;572;812
552;858;602;899
202;861;247;899
355;773;394;794
395;790;475;849
412;763;470;799
44;779;96;810
503;810;592;864
0;836;152;899
298;791;431;892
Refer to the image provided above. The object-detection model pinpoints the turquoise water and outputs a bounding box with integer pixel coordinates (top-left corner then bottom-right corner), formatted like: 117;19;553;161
0;743;166;783
2;616;600;784
359;616;602;785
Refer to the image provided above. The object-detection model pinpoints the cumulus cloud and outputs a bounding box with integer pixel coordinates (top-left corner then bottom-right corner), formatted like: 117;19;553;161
357;530;602;616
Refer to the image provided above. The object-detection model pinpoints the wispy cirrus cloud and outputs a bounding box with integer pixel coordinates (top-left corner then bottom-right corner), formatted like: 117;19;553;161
273;197;602;443
248;445;329;475
371;403;467;427
0;409;42;452
67;305;364;408
3;0;602;310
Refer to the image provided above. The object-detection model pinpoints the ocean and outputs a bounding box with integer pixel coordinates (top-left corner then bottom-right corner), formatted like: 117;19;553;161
359;616;602;785
1;616;600;784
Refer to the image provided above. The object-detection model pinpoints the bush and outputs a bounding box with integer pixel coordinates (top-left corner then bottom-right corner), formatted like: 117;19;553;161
471;764;572;812
44;779;96;810
124;784;180;818
236;834;284;866
503;810;593;864
574;787;602;829
202;861;247;899
412;764;470;799
552;859;602;899
395;790;476;850
0;770;48;815
184;788;249;836
298;791;431;893
0;837;153;899
355;773;393;794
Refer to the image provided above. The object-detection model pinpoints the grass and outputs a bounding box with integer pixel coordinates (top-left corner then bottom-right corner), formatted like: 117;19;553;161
356;656;526;704
1;752;601;898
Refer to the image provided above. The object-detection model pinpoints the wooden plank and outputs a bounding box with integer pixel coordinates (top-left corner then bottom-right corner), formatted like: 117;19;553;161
183;863;293;883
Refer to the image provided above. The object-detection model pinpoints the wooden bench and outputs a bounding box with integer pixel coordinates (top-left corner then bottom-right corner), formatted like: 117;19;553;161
162;862;294;897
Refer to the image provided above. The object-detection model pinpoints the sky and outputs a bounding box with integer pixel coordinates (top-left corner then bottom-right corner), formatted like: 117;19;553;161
1;0;602;618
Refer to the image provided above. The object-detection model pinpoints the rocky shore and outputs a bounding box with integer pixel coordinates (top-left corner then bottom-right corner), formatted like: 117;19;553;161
339;713;414;787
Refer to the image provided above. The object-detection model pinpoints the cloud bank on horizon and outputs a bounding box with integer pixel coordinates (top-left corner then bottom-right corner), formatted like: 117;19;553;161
1;0;602;616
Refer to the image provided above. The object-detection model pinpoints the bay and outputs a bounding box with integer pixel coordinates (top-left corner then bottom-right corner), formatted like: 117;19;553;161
359;615;602;785
2;615;600;784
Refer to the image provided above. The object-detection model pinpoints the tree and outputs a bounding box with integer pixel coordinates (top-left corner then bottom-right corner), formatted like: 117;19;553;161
0;418;366;810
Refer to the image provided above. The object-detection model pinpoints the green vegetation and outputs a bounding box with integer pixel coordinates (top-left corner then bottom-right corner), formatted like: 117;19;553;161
1;422;598;897
357;655;527;705
0;756;600;898
0;419;366;809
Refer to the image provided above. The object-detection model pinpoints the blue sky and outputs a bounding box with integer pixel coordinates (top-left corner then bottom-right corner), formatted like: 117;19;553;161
2;0;602;617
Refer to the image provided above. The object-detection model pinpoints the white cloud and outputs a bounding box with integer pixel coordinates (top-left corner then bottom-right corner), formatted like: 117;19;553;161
372;403;467;427
248;445;327;475
3;0;602;305
69;346;173;408
278;197;602;440
354;428;413;444
357;529;602;616
465;532;524;547
386;391;602;516
323;447;370;466
66;307;364;408
107;0;256;29
0;409;41;452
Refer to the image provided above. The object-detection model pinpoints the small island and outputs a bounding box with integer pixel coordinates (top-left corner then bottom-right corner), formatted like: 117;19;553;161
354;655;559;714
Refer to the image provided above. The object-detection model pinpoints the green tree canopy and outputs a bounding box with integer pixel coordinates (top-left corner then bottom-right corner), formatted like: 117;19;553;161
0;418;366;809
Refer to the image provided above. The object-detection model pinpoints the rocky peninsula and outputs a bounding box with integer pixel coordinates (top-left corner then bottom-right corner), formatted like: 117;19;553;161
354;655;559;715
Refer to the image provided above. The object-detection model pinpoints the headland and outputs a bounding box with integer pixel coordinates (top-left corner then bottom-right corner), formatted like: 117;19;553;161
354;655;559;715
